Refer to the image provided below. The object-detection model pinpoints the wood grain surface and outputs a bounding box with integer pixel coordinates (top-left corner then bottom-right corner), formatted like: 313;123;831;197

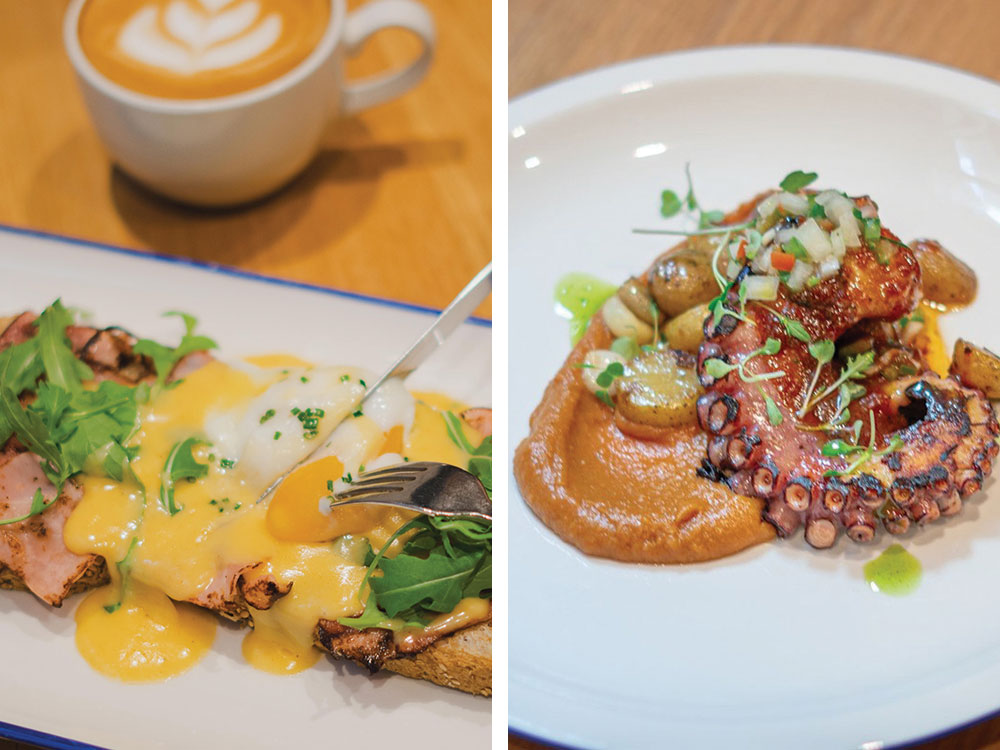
0;1;488;748
0;0;490;318
509;1;1000;749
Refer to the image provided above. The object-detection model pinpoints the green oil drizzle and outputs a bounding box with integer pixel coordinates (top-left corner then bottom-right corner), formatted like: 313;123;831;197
864;544;922;596
553;273;617;344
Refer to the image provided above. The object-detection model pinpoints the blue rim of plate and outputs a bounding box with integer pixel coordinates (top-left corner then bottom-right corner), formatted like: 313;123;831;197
0;223;491;328
508;43;1000;750
0;719;106;750
0;221;490;750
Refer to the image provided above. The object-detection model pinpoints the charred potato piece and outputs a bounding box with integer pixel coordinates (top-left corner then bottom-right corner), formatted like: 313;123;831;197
911;239;977;308
648;239;719;318
663;303;709;354
617;277;664;325
612;349;703;428
602;295;654;344
950;339;1000;398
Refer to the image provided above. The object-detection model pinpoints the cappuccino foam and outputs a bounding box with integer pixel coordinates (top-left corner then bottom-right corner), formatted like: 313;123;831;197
79;0;329;99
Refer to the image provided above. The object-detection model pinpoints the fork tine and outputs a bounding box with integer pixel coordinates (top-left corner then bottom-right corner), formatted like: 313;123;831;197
356;462;432;480
335;486;406;501
342;475;418;491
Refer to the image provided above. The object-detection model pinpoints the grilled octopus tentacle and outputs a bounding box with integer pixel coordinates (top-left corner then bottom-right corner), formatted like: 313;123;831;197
692;197;998;548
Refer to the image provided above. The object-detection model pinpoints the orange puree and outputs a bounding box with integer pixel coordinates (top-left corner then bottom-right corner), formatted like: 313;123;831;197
514;319;774;563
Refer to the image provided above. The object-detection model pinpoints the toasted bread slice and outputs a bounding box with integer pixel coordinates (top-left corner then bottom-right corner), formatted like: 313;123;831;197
384;622;492;696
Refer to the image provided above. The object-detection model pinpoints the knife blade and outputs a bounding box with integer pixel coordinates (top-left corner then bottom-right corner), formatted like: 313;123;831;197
256;262;491;503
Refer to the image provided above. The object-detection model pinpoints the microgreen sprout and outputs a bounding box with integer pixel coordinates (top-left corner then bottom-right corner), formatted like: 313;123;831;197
899;310;925;328
754;304;810;342
822;410;903;478
779;170;818;192
703;337;784;384
594;361;625;407
798;349;875;418
759;386;783;426
706;233;755;330
796;339;835;419
610;336;640;360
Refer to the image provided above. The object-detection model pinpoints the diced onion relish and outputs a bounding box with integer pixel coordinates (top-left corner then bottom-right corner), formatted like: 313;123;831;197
819;256;840;279
755;192;810;222
785;260;814;291
792;218;834;262
751;245;774;275
741;275;779;301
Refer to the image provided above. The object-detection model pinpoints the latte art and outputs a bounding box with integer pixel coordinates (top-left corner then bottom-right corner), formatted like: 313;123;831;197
78;0;329;99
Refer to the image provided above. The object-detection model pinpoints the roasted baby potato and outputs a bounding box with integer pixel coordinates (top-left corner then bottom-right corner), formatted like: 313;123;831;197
602;295;654;344
911;239;977;308
664;303;709;354
648;240;719;318
950;339;1000;398
617;277;664;325
612;349;703;428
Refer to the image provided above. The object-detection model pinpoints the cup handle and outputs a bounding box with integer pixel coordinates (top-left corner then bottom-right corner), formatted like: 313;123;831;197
341;0;435;114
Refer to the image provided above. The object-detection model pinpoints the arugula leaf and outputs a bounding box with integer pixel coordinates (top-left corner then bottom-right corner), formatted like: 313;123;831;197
468;456;492;495
0;387;63;482
463;553;492;599
442;411;479;454
0;489;54;527
134;311;217;385
369;550;480;616
337;594;402;630
34;300;92;392
0;339;44;398
158;438;209;515
339;515;491;630
442;411;492;498
780;170;818;192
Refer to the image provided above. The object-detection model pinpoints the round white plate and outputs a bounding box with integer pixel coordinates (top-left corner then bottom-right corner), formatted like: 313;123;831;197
509;46;1000;750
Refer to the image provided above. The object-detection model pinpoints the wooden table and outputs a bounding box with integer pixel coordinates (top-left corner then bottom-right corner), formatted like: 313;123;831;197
509;1;1000;749
0;0;490;319
0;1;488;748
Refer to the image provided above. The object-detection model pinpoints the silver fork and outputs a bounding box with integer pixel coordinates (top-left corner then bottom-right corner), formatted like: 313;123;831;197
332;461;492;520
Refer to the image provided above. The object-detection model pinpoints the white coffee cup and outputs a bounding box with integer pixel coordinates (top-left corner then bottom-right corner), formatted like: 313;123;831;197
64;0;435;206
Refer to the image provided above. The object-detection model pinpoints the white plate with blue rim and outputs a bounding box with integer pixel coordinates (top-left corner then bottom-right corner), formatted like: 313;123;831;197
509;45;1000;750
0;224;491;750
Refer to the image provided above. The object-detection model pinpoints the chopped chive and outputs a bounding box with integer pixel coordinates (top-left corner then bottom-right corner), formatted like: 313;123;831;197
259;408;276;424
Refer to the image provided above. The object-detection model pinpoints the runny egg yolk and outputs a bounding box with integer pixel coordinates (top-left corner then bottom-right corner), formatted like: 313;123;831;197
63;357;486;682
267;455;346;543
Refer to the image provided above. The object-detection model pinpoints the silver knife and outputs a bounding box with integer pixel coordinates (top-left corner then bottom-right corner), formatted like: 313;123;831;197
256;262;492;503
361;262;492;398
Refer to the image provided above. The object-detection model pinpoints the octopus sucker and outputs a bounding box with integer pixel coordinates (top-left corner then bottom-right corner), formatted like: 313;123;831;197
689;188;999;548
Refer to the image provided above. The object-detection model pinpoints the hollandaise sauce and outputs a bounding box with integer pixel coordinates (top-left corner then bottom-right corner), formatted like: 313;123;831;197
64;356;485;681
